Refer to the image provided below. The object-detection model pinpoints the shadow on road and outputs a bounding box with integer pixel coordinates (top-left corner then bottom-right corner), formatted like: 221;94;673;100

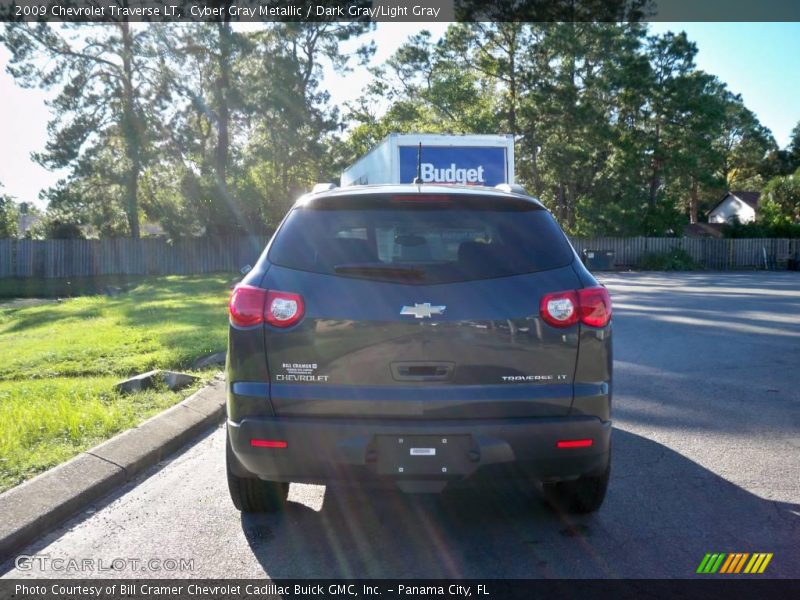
241;429;800;579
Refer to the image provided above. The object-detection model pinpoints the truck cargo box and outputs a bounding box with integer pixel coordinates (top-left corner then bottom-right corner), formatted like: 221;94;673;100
341;133;515;187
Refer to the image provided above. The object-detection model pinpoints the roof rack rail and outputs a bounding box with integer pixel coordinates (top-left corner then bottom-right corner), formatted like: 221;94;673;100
312;183;337;193
495;183;527;195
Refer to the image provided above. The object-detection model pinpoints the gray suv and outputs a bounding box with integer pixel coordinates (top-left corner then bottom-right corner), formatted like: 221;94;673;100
225;184;612;513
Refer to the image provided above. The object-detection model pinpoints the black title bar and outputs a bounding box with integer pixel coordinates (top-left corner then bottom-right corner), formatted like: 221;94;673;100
1;0;799;23
3;579;800;600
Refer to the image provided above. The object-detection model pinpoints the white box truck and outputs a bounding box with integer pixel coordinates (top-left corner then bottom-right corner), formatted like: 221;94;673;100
341;133;515;187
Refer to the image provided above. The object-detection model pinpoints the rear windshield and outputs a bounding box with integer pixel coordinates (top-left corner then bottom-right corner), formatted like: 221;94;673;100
268;198;574;284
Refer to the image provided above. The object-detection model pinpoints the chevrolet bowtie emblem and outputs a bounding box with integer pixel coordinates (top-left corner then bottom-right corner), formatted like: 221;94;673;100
400;303;446;319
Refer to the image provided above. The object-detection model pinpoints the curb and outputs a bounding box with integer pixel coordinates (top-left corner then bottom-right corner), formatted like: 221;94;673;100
0;377;226;562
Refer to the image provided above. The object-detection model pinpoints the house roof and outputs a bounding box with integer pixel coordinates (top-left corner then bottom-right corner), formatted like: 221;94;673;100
684;223;725;238
729;191;761;209
707;191;761;215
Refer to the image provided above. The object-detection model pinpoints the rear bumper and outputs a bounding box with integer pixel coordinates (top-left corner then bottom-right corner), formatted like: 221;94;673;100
228;415;611;487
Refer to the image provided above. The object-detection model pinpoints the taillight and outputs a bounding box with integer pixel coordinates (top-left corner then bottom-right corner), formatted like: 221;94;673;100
539;290;579;327
577;286;612;327
250;439;288;448
265;290;304;328
556;439;593;449
540;286;611;328
229;285;267;327
229;285;304;328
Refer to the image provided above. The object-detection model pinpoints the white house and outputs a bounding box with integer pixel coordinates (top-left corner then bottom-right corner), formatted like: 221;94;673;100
707;191;761;225
18;213;42;237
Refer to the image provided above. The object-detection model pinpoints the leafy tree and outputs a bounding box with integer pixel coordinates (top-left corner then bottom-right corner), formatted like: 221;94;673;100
44;147;132;237
351;23;647;232
237;22;374;227
787;121;800;173
3;20;780;240
715;94;776;191
528;23;647;231
350;23;773;237
667;74;728;225
146;22;374;235
148;16;250;236
0;184;19;238
640;32;701;209
761;168;800;225
2;22;165;237
345;27;495;158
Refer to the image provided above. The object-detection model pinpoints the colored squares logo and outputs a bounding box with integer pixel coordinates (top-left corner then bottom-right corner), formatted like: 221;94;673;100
697;553;773;574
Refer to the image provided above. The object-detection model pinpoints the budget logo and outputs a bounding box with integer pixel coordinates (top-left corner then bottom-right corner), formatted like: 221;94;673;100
696;552;773;574
398;146;508;187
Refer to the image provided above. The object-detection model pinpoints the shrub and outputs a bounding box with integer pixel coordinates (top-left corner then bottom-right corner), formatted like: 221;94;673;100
46;220;85;239
722;219;800;239
637;248;703;271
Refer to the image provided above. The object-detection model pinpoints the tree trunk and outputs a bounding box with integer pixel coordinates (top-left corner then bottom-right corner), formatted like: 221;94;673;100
120;20;141;239
566;184;576;230
557;184;566;222
648;158;661;207
215;10;232;190
508;29;517;136
689;177;699;224
648;125;661;207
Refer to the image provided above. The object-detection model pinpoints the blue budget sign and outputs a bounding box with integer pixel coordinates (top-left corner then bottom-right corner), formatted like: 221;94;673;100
398;146;508;186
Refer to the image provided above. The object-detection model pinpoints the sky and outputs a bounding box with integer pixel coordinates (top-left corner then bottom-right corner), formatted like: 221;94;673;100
1;22;798;208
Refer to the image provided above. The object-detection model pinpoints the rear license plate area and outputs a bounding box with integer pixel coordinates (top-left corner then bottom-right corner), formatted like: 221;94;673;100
376;435;472;476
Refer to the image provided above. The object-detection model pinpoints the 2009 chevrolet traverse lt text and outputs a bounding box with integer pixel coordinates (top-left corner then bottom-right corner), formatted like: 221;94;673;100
225;183;612;514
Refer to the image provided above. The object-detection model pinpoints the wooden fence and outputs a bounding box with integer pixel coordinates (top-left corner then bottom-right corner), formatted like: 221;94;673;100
569;237;800;270
0;236;270;279
0;236;798;279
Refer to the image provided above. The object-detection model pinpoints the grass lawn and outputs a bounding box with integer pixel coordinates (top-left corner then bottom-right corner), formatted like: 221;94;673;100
0;274;234;492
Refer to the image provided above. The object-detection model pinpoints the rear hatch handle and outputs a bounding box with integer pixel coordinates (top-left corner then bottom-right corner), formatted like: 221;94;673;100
391;362;455;382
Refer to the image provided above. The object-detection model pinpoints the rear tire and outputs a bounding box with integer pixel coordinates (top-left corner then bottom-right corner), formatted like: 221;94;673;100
542;462;610;514
226;433;289;513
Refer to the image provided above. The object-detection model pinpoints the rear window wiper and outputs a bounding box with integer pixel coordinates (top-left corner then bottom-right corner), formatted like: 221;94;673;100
333;264;426;281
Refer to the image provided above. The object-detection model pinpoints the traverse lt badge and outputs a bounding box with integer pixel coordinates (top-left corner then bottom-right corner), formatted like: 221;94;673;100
400;303;446;319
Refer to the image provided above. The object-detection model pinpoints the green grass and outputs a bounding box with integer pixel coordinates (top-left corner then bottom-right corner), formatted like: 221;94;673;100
0;275;234;492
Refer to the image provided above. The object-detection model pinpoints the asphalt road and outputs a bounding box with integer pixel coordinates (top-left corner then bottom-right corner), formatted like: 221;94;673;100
3;272;799;579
